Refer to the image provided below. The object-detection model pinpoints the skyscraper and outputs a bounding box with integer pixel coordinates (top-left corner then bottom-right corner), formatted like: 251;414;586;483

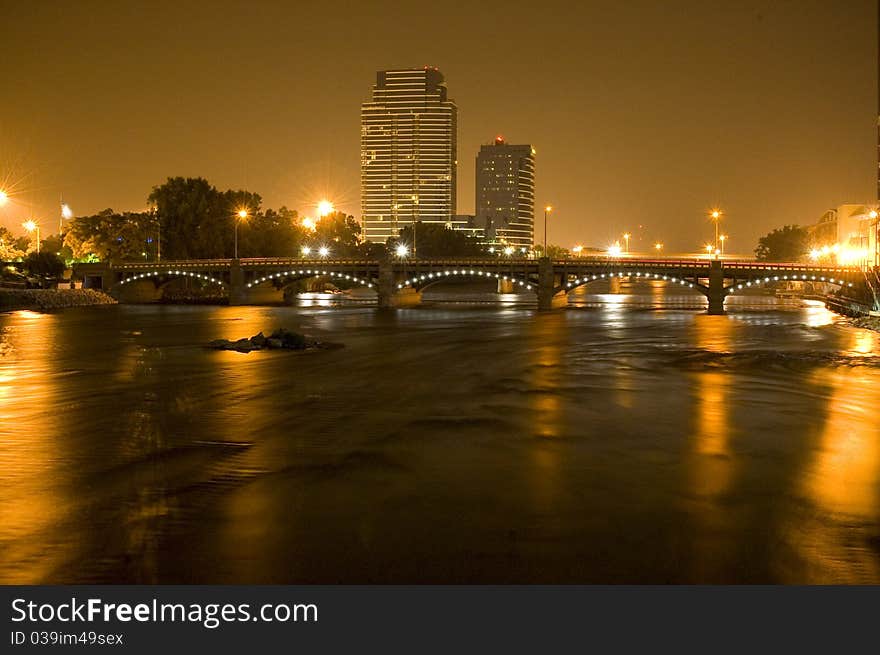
361;67;458;243
475;136;535;249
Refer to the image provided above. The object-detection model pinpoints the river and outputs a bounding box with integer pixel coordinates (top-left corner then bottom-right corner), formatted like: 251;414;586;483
1;284;879;583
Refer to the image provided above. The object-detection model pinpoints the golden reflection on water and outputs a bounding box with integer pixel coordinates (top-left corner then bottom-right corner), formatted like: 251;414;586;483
0;312;67;583
688;316;735;499
793;327;880;582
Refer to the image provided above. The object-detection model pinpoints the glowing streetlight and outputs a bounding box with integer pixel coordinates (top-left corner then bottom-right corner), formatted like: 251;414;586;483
623;232;631;253
23;220;41;254
395;243;409;258
719;234;727;256
543;205;553;255
870;210;878;220
705;244;713;257
234;208;248;259
302;217;316;231
607;242;622;257
572;245;584;256
504;246;514;256
318;246;330;258
0;190;8;205
709;209;722;251
654;242;663;253
316;200;334;217
301;245;311;257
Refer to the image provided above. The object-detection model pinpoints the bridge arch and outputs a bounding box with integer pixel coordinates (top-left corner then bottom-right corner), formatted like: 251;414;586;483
114;269;228;290
560;271;708;296
245;269;376;290
723;273;854;297
397;268;534;292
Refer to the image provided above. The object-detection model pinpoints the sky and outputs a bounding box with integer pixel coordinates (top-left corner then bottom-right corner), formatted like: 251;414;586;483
1;0;876;253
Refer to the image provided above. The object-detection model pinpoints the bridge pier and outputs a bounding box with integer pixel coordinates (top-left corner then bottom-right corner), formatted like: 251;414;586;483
228;260;246;305
537;257;567;310
375;259;422;308
497;278;515;294
707;260;725;315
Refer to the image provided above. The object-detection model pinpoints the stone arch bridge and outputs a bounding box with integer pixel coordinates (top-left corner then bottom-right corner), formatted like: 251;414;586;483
72;257;870;315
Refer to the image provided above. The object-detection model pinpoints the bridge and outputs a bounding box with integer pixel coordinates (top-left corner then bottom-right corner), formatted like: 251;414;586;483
72;257;871;315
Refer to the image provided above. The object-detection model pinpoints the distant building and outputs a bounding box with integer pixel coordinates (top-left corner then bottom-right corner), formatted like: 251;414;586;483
809;204;875;266
475;137;535;249
361;67;458;243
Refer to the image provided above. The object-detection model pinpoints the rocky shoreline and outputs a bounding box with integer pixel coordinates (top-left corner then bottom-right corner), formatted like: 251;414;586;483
849;315;880;333
209;328;342;353
0;288;117;311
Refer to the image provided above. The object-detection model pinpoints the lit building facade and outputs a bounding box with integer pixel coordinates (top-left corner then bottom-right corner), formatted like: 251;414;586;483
475;137;535;249
809;204;876;267
361;68;458;243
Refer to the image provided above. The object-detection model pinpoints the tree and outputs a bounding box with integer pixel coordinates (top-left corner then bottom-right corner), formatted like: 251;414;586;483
391;222;484;258
299;211;362;257
63;209;155;261
755;225;809;262
0;226;25;261
238;206;300;257
533;244;568;258
24;251;66;282
148;177;234;259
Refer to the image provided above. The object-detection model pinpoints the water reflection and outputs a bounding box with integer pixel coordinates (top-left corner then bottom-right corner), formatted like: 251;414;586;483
2;301;880;583
792;345;880;582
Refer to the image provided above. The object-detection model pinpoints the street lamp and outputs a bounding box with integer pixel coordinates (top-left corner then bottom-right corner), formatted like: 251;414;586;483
710;209;722;251
301;245;311;257
23;220;40;254
654;242;663;254
705;244;713;258
234;208;248;259
316;199;334;217
60;202;73;235
623;232;631;253
0;190;8;205
504;246;514;256
318;246;330;258
543;205;553;256
395;243;409;258
719;234;727;256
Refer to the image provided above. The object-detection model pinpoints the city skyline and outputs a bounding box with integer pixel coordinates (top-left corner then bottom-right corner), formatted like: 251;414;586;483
0;1;875;252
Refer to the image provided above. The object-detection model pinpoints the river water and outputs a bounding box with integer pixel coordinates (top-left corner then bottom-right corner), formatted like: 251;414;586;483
1;284;879;583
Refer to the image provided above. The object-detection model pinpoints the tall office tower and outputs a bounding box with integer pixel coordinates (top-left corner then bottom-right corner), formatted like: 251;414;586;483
475;136;535;249
361;67;458;243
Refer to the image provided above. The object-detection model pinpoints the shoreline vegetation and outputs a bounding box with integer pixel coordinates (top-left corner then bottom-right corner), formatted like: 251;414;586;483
0;288;117;312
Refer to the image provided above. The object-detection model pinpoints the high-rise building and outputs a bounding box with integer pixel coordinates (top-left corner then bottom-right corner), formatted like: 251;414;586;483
361;67;458;243
475;136;535;249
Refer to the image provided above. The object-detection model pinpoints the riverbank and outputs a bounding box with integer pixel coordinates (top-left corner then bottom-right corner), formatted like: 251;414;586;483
0;288;117;311
849;315;880;333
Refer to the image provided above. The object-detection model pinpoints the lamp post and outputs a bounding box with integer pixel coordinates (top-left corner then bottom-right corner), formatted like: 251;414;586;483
234;209;248;259
543;206;553;256
719;234;727;256
60;201;72;236
710;209;722;252
623;232;631;254
23;220;40;254
654;242;663;254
